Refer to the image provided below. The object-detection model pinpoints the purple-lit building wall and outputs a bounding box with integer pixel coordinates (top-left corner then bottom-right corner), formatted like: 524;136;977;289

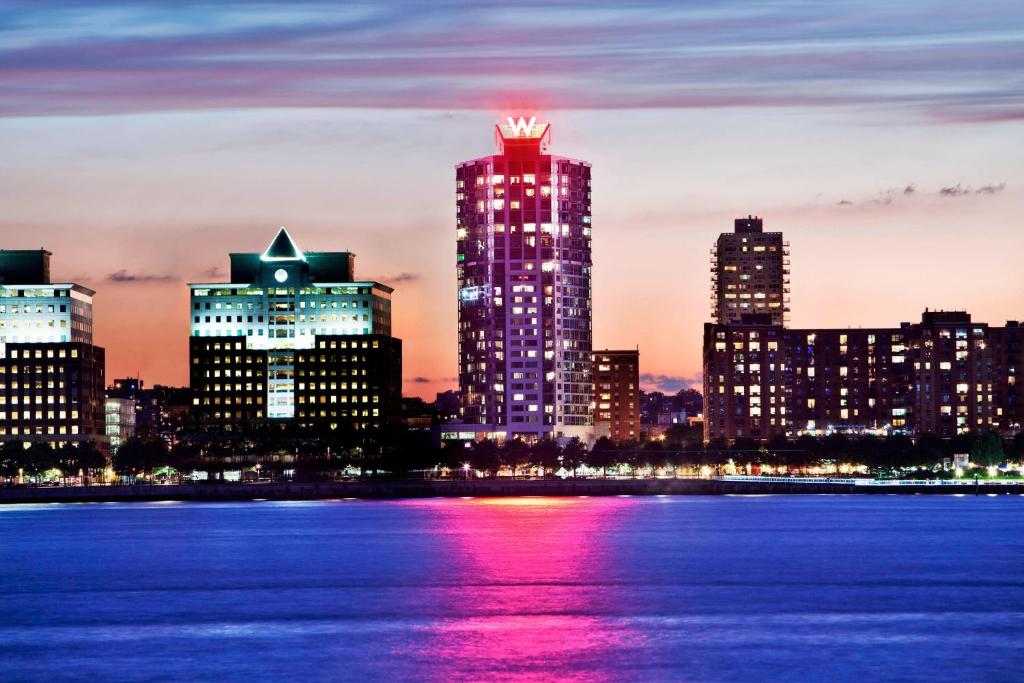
455;118;593;440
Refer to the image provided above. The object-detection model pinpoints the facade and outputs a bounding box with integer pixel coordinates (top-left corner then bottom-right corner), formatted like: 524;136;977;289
703;316;792;442
906;311;999;437
991;321;1023;435
189;228;401;433
104;397;136;452
711;216;789;326
0;250;107;449
704;310;1016;442
592;349;640;443
454;117;593;441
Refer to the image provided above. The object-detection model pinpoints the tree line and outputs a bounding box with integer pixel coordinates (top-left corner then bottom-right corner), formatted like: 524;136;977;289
2;424;1021;484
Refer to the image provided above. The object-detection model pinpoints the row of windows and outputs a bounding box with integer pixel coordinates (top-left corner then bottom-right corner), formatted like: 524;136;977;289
0;425;82;435
1;410;80;420
2;348;80;360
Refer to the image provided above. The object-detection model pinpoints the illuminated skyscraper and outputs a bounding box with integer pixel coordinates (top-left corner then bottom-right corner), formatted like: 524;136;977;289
711;216;789;326
454;117;593;441
189;228;401;432
0;249;107;450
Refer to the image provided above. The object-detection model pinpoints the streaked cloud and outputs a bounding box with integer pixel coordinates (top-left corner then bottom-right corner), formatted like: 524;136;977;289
939;182;1007;197
381;272;421;284
838;182;1006;205
106;269;178;284
1;1;1022;121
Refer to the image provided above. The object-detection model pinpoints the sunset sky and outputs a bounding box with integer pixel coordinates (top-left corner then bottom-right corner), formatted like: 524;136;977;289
1;1;1022;399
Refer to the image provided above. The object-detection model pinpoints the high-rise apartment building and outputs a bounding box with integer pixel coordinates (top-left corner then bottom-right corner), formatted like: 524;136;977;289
189;228;401;433
703;310;1014;442
711;216;789;326
592;349;640;443
454;117;593;441
0;250;107;449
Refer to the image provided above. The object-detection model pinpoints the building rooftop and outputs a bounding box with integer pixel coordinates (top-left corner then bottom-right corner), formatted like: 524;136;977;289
262;227;303;261
0;249;52;284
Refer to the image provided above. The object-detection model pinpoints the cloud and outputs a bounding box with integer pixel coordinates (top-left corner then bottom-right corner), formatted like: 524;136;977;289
640;373;702;393
200;265;225;280
378;272;420;284
105;269;177;284
939;182;1006;197
975;182;1006;195
0;2;1021;121
405;376;458;385
841;182;1004;205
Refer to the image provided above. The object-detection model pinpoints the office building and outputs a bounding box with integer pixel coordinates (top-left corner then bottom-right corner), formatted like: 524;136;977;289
0;249;107;449
108;378;160;436
711;216;789;326
104;397;135;453
593;349;640;443
454;117;593;441
189;228;402;432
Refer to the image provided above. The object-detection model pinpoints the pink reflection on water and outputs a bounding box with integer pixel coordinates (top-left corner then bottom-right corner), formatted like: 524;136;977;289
394;497;645;681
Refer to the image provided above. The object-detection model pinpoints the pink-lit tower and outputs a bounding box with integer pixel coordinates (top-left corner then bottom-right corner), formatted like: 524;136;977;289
454;117;593;441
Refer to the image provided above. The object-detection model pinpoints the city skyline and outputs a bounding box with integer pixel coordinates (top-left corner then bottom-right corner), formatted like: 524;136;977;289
2;2;1022;399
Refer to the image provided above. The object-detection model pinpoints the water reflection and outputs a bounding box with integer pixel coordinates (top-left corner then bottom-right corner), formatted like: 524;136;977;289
397;497;641;680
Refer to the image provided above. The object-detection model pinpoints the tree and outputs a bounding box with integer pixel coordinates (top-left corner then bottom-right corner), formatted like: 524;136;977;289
531;439;562;477
1010;433;1024;462
470;439;501;477
588;436;617;477
76;442;107;480
113;437;168;479
55;442;105;485
914;433;946;468
23;442;58;479
0;441;25;479
562;438;587;478
872;433;914;473
971;431;1005;467
501;439;531;478
821;433;852;461
664;423;703;449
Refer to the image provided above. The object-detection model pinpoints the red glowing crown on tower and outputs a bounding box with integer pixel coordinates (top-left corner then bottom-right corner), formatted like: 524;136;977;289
495;115;551;153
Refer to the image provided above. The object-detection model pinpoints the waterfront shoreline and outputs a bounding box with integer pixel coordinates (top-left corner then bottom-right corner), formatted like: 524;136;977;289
0;478;1019;504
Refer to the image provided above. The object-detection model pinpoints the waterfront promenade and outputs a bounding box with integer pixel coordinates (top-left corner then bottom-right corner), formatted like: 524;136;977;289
0;476;1019;504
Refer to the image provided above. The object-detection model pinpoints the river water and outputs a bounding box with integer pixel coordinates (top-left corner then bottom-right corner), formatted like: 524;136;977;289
0;495;1021;681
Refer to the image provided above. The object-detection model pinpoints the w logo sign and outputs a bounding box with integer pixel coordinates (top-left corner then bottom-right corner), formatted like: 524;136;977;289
506;116;536;137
